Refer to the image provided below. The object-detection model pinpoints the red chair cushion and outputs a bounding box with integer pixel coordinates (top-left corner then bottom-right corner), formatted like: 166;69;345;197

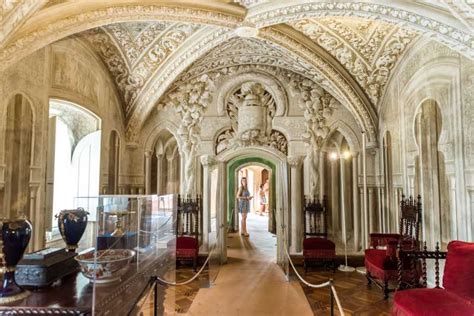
303;237;335;250
365;248;398;281
392;288;474;316
443;240;474;301
176;236;198;258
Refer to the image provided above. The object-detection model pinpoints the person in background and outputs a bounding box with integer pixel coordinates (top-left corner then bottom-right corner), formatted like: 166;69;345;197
237;177;253;237
258;184;266;216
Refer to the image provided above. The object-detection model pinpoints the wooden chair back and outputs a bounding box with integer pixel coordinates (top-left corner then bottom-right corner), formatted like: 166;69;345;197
399;195;422;242
303;196;328;238
176;195;202;241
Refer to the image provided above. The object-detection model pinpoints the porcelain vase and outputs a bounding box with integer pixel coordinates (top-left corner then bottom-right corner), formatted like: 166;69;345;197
57;208;89;252
0;217;32;303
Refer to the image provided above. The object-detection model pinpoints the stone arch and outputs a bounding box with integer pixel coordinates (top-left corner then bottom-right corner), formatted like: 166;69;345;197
326;120;361;153
3;93;34;219
414;99;451;250
247;2;472;58
216;146;289;265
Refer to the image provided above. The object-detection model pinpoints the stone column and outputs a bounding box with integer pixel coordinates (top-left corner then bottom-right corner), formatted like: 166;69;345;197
359;187;366;248
319;150;325;200
288;156;303;253
166;150;174;194
368;187;375;233
216;161;227;263
201;155;216;252
352;154;360;251
330;158;339;233
362;132;369;249
155;144;164;195
144;151;152;195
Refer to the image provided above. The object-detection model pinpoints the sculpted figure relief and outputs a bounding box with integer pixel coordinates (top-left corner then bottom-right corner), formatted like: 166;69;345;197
290;77;336;196
165;75;214;195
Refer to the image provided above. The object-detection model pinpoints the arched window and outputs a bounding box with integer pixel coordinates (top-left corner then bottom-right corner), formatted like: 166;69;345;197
46;99;101;233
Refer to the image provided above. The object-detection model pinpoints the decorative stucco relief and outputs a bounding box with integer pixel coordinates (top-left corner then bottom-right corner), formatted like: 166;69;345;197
163;75;214;195
215;81;288;155
291;17;419;105
84;22;200;116
0;4;243;72
125;28;234;143
247;2;474;58
259;27;377;141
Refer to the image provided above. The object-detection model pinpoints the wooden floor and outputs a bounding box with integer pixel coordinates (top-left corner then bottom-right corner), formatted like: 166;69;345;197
296;267;393;315
140;214;394;315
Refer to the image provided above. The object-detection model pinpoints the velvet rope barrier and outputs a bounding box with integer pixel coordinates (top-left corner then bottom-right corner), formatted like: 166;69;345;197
281;224;345;316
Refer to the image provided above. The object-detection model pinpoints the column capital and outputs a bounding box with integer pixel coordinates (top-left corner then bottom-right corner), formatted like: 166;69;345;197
200;155;217;167
287;156;304;168
144;150;152;158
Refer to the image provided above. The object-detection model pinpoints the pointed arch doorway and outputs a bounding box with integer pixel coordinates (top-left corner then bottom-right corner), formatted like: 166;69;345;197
215;147;290;270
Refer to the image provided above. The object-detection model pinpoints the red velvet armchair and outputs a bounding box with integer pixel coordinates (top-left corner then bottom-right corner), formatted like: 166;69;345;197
393;241;474;316
365;195;422;298
176;195;202;271
302;196;336;272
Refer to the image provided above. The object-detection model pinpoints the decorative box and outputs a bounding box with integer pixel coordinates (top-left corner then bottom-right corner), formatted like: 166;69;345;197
15;247;78;287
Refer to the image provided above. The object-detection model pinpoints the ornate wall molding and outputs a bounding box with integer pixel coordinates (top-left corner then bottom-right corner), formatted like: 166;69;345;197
247;2;474;59
0;3;244;71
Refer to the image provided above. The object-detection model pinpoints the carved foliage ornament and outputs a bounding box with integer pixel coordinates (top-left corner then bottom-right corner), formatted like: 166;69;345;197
164;74;214;195
84;22;200;116
215;81;288;155
247;2;473;58
291;18;418;105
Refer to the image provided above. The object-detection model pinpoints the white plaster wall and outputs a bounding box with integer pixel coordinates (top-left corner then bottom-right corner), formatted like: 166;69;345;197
379;38;473;244
0;37;126;250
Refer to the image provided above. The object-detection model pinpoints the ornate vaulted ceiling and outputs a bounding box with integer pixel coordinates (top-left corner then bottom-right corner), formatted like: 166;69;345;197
82;22;202;116
290;17;419;105
1;0;472;142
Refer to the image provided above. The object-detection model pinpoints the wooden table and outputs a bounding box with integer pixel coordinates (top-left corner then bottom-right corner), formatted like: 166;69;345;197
0;250;174;315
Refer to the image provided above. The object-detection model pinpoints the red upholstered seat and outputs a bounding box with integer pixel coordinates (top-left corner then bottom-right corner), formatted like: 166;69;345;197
364;248;398;281
443;241;474;302
176;236;199;271
176;236;198;255
303;238;336;259
393;288;474;316
393;241;474;316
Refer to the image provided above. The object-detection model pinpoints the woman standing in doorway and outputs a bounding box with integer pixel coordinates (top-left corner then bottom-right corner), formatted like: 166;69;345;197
237;177;253;237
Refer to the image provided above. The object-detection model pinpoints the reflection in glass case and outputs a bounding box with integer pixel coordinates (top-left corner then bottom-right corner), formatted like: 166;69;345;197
1;194;177;315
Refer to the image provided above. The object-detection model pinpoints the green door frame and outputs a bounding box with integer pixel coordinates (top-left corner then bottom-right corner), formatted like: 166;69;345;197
227;156;276;231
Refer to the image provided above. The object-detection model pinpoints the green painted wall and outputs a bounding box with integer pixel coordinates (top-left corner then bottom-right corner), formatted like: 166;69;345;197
227;156;276;230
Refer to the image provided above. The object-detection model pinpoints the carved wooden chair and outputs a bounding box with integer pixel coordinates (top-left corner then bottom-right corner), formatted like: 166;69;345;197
302;196;336;273
393;241;474;316
176;195;202;271
365;195;422;298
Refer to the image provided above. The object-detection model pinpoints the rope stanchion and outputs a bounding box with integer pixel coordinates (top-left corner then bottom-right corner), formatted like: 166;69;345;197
281;224;345;315
155;229;220;286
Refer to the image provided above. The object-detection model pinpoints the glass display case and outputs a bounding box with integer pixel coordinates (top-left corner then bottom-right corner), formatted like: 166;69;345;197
0;194;177;315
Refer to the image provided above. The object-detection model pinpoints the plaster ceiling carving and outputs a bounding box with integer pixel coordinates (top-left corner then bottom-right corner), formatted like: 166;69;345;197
290;17;419;105
83;21;201;116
